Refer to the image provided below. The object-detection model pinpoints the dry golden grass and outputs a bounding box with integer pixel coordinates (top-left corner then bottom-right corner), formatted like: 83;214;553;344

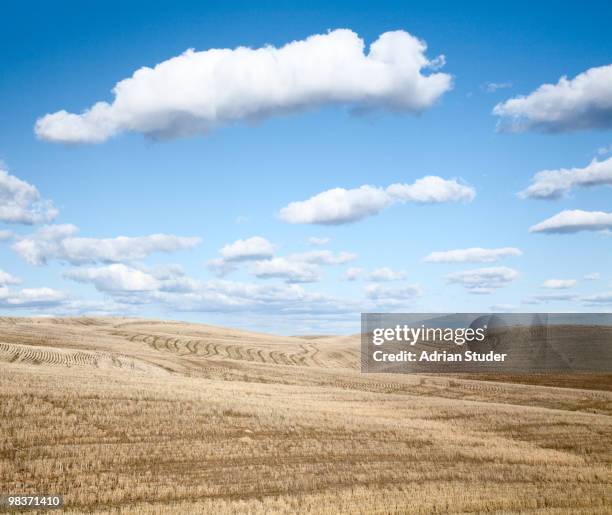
0;317;610;514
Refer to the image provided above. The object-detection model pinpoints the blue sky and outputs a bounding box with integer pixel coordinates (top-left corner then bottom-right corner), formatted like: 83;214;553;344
1;1;611;333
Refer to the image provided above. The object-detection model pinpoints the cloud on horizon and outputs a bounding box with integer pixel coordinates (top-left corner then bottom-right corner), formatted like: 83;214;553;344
364;283;422;302
424;247;522;263
542;278;577;289
582;292;612;305
12;224;202;265
445;266;519;294
523;293;580;304
0;286;67;309
249;250;356;283
62;262;359;317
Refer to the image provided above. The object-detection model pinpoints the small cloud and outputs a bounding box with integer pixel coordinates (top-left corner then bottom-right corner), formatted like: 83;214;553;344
0;286;67;308
308;237;330;246
542;279;577;289
0;269;21;286
219;236;275;262
65;264;160;292
519;156;612;200
206;258;238;277
365;283;422;301
207;236;275;277
367;267;406;282
279;176;475;225
490;304;519;312
445;266;519;294
597;144;612;156
342;267;364;281
529;209;612;234
0;230;14;241
248;250;356;284
290;250;356;265
482;81;512;93
12;224;201;266
493;64;612;133
582;292;612;305
0;168;57;225
584;272;600;281
523;293;579;304
250;258;320;283
424;247;522;264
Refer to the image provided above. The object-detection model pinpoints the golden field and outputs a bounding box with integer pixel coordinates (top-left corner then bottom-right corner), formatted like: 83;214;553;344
0;317;610;514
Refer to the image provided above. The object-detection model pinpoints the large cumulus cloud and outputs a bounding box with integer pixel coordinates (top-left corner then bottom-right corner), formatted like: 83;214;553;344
35;29;452;143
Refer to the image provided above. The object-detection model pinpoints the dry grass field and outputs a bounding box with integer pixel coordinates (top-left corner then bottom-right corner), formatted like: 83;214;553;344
0;317;610;514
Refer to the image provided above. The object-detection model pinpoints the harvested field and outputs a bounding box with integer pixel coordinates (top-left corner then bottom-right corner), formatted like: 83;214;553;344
0;317;610;513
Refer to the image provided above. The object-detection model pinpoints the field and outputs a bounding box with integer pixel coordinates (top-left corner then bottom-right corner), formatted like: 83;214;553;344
0;317;611;514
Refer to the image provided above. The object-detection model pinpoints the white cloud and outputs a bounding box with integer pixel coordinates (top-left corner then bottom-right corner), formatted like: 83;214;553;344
0;286;67;308
65;264;160;292
342;266;406;282
290;250;356;265
523;293;579;304
12;224;201;265
207;239;355;280
0;168;57;224
490;304;520;312
386;176;476;203
35;29;452;143
249;250;356;283
445;266;519;294
529;209;612;234
542;279;577;289
280;185;389;225
584;272;600;281
424;247;522;263
598;144;612;156
219;236;275;261
483;82;512;93
279;176;475;224
206;258;238;277
0;230;14;241
582;292;612;305
0;270;21;286
493;64;612;133
250;258;320;283
519;156;612;199
207;236;275;277
368;267;406;281
342;267;364;281
62;264;357;317
308;236;330;246
167;280;357;317
364;283;422;301
64;263;198;293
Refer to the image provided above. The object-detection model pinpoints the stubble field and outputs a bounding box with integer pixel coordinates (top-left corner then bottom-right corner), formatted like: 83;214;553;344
0;317;610;513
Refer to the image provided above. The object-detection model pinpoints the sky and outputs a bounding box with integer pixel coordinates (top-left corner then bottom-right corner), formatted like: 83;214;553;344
1;0;611;334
